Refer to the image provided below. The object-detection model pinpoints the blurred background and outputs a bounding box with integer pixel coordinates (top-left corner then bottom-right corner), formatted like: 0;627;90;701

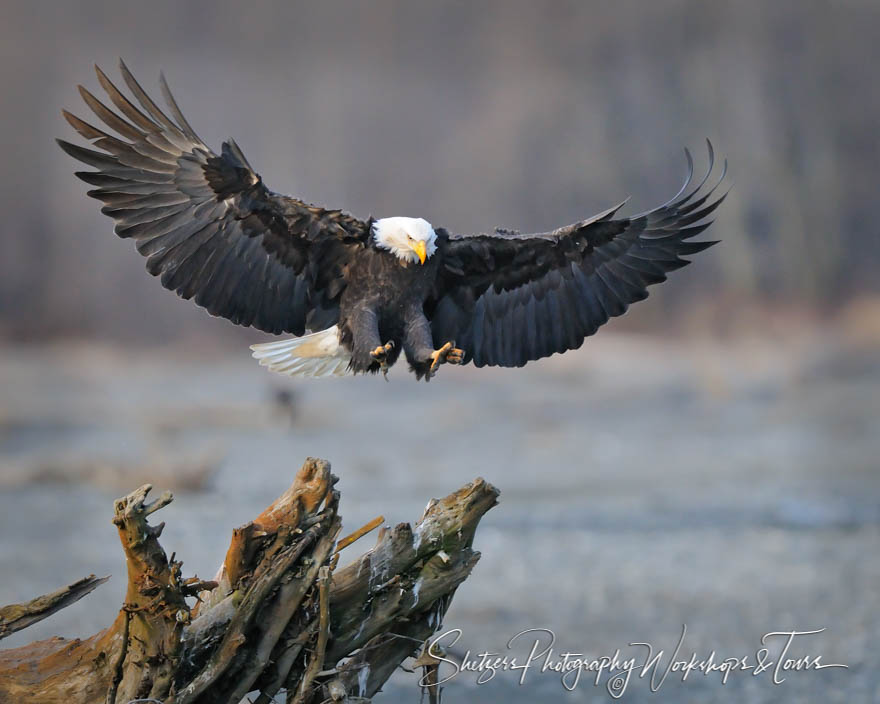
1;1;878;701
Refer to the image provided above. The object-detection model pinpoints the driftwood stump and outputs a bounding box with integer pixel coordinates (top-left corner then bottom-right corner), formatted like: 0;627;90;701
0;458;498;703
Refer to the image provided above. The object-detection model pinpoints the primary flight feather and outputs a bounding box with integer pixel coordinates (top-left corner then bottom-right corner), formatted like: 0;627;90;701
59;61;726;381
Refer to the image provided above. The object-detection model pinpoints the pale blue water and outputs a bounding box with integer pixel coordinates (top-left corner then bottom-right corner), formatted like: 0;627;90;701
0;336;877;702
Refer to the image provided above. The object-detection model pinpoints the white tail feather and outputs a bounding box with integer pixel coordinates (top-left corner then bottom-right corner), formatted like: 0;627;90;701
250;326;351;378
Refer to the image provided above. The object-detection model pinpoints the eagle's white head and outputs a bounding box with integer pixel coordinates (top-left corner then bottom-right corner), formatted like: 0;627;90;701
372;217;437;265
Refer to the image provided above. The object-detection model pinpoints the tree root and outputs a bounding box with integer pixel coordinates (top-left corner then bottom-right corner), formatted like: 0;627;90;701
0;457;498;704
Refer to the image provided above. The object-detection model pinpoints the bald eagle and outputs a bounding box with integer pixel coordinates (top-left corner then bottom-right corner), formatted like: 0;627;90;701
58;62;726;381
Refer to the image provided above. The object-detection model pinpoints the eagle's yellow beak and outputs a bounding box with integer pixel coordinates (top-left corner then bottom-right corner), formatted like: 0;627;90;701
413;240;427;265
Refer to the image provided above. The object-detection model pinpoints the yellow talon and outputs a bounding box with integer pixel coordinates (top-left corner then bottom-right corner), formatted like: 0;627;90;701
371;341;395;378
428;342;464;378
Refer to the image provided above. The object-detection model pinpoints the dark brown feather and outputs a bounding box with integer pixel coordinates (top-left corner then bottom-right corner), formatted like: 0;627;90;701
59;62;369;336
428;144;726;367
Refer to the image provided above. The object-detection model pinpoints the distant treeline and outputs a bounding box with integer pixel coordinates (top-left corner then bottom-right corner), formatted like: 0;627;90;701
0;0;877;340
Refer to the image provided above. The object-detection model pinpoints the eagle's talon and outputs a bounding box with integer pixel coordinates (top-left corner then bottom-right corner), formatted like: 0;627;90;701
370;341;394;360
371;341;395;376
428;342;462;376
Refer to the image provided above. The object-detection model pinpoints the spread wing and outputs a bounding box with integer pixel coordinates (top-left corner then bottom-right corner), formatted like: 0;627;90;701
428;143;727;367
58;60;369;335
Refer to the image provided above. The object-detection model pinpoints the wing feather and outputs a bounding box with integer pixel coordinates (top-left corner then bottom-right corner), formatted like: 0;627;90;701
59;61;369;335
428;145;725;367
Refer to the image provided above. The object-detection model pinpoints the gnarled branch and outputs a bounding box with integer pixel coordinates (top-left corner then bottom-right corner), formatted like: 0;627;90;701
0;575;109;641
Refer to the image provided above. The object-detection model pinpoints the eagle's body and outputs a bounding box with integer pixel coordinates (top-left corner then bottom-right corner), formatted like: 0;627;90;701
340;235;444;377
59;62;727;381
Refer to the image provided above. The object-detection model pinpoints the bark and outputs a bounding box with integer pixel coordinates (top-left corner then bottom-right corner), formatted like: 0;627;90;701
0;458;498;704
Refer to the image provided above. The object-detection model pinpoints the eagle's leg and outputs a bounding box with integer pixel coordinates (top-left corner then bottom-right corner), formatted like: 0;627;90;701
403;310;462;381
347;307;395;375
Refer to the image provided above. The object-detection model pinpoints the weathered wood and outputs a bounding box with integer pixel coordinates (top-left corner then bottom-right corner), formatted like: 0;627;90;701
109;484;195;703
0;575;109;640
197;457;333;615
334;515;384;554
328;478;498;658
0;459;498;704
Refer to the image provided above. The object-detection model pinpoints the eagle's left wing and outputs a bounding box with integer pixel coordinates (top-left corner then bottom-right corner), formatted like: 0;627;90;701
427;145;727;367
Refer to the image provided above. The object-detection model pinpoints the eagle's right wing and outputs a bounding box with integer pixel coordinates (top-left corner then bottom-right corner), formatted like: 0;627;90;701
58;60;369;335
